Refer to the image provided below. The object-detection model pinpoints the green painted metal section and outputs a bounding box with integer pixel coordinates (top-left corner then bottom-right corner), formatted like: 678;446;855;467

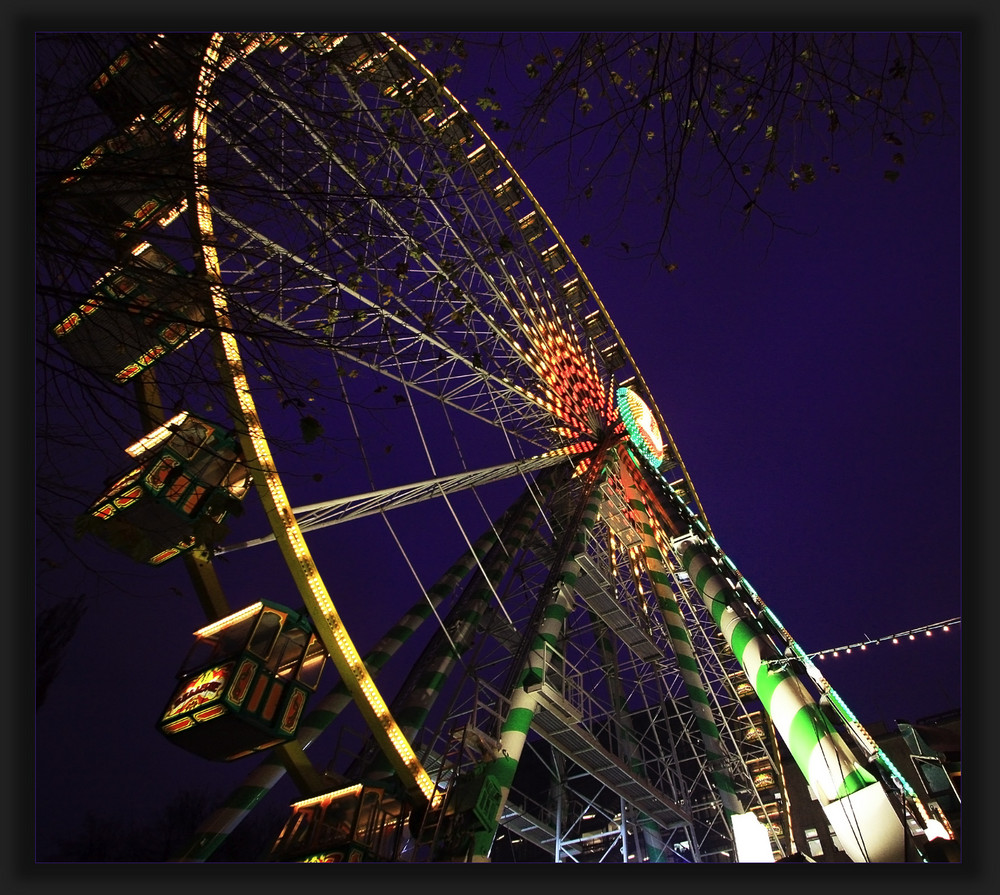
358;485;544;783
624;480;746;822
469;463;609;860
677;539;876;803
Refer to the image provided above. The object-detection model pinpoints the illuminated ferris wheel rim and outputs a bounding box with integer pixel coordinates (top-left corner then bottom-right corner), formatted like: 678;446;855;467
183;29;711;811
184;30;673;806
191;32;444;805
35;32;942;861
43;29;763;852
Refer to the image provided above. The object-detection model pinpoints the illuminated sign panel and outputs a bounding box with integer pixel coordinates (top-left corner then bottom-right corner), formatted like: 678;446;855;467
161;663;233;720
616;387;664;468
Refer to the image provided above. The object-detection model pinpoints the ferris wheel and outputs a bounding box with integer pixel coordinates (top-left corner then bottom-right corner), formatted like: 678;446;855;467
36;32;931;863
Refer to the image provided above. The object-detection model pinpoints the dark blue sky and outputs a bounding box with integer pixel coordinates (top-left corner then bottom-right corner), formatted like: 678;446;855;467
35;32;961;859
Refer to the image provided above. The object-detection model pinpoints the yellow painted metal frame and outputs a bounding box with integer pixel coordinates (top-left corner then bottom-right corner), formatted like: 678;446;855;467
191;33;437;806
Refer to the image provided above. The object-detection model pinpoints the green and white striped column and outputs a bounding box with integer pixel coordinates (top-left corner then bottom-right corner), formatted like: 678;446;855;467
173;505;510;862
703;541;930;849
470;466;608;861
678;546;861;803
643;469;907;862
622;472;745;821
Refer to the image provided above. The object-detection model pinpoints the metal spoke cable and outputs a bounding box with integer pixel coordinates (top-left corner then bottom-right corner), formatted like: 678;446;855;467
392;346;516;627
241;59;555;401
336;359;462;659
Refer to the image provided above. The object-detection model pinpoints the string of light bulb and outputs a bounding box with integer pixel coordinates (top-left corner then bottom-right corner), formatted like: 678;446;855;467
772;617;960;662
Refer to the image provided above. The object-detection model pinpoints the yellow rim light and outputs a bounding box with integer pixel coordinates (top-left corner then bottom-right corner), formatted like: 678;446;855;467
191;34;437;806
193;601;264;638
291;784;364;810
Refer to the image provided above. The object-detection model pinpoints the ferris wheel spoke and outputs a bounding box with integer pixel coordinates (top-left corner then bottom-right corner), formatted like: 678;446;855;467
206;46;606;437
216;445;587;554
206;201;573;446
218;63;552;342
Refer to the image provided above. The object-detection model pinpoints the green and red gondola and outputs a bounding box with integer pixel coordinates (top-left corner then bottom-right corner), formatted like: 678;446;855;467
158;599;327;761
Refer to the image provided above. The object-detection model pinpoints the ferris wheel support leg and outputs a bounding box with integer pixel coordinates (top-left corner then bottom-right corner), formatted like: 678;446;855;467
587;610;670;862
173;507;509;861
358;482;547;787
464;462;608;861
623;470;745;822
672;536;905;862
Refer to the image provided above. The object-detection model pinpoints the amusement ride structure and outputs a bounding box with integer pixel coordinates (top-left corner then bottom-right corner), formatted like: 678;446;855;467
36;32;950;862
